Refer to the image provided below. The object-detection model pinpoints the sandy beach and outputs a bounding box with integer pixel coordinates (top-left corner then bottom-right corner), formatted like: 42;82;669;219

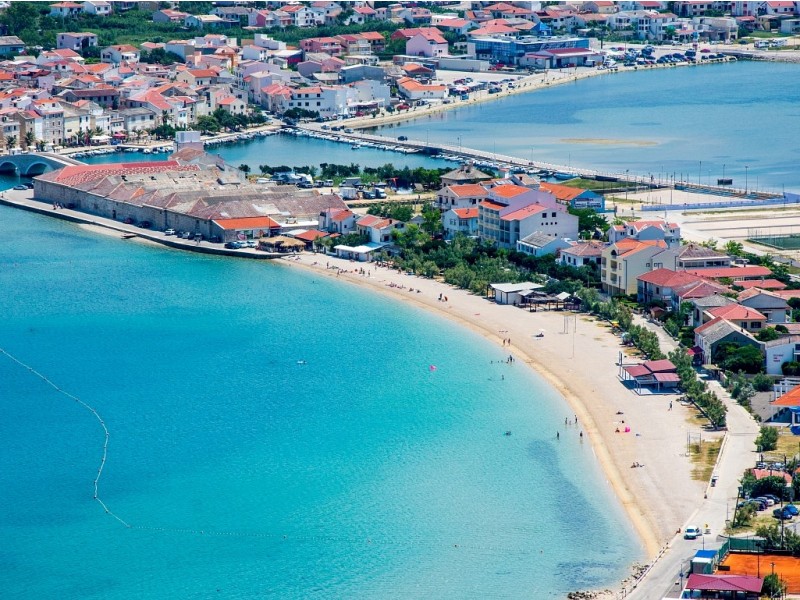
280;252;709;567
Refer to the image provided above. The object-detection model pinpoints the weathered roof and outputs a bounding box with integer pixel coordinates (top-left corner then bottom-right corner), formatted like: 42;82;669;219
637;268;702;288
519;231;556;248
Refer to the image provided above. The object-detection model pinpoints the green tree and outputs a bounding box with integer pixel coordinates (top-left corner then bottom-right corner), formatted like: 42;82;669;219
715;343;764;374
756;426;779;452
724;240;744;256
23;130;35;150
569;206;609;234
762;573;787;598
238;164;251;175
757;327;781;342
195;116;219;135
5;135;17;151
0;2;40;38
752;373;773;392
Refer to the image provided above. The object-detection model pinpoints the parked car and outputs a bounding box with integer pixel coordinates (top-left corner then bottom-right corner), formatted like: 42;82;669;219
397;135;408;141
785;504;799;516
164;228;176;236
224;241;242;249
243;240;257;248
774;507;793;520
764;494;781;504
12;184;27;190
684;526;702;539
24;182;34;189
755;496;774;507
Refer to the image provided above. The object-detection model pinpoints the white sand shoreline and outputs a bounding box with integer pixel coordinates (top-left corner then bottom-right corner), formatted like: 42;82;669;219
1;189;704;595
279;252;706;573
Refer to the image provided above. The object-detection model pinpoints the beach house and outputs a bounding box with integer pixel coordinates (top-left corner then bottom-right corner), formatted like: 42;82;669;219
539;181;605;211
636;268;704;305
560;241;606;268
318;207;356;235
478;184;578;250
737;289;791;324
601;239;667;296
443;207;479;239
607;219;681;247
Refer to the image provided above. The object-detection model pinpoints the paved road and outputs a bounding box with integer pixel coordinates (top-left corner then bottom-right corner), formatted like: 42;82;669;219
622;318;759;599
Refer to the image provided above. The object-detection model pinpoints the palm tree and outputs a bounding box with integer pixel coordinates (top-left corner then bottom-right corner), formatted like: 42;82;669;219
6;135;17;151
24;130;35;150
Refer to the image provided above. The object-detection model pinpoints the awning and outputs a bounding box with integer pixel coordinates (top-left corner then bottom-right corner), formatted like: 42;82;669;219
91;134;111;142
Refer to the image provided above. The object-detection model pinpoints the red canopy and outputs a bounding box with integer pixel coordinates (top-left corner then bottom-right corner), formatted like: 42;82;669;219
686;573;762;593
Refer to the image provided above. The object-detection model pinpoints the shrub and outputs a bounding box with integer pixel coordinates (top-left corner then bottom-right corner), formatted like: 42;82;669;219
755;426;779;452
751;373;773;392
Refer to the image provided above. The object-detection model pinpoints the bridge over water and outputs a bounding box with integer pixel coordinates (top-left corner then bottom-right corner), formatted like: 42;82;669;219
0;152;84;177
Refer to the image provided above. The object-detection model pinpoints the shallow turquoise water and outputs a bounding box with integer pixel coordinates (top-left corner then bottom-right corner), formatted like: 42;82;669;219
0;206;640;598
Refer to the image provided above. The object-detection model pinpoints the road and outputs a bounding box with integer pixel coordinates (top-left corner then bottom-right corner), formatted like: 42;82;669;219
621;318;760;599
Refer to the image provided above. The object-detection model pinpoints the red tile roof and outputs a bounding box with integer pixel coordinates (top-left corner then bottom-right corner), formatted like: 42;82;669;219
686;266;772;279
707;304;766;321
737;279;787;290
51;161;194;186
293;229;326;242
501;203;547;221
637;268;702;288
773;388;800;406
448;183;486;197
480;200;506;211
490;184;529;199
685;574;763;594
453;208;478;219
214;216;280;230
539;181;585;202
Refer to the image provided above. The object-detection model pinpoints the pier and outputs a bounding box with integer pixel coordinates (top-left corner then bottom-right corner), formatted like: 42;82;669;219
293;124;784;204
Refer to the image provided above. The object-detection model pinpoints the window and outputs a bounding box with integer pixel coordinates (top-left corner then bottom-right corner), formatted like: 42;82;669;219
751;321;762;329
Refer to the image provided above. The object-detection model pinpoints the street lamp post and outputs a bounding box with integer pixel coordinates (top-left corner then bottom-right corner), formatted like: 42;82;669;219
625;169;629;203
745;165;749;194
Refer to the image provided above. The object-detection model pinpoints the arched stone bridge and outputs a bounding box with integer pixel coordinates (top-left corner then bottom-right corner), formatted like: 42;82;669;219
0;152;84;177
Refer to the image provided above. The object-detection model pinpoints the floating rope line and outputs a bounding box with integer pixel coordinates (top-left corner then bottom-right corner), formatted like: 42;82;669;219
0;347;131;528
1;347;548;555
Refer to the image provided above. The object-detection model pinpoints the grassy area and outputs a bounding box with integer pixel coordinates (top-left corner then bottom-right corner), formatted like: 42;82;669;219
762;430;800;465
562;178;638;191
690;439;723;482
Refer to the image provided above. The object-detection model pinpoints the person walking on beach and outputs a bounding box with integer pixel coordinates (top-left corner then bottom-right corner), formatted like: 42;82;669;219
669;401;673;410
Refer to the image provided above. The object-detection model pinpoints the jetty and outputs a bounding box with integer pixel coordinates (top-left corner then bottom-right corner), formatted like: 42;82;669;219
293;125;784;205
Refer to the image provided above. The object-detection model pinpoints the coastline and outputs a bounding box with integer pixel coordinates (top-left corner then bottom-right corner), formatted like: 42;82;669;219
278;252;703;564
335;58;734;132
1;193;704;595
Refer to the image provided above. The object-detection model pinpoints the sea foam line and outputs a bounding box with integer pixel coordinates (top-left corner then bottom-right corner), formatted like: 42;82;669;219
0;346;131;528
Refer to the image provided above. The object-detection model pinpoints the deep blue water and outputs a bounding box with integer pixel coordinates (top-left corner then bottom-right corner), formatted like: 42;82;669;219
383;61;800;192
0;205;639;598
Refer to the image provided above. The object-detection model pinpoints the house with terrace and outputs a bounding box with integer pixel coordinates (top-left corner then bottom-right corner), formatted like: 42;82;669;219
608;219;681;247
560;241;606;268
738;288;791;324
478;184;578;250
637;268;704;306
601;239;667;296
693;317;761;367
443;207;479;239
539;181;605;211
690;294;736;327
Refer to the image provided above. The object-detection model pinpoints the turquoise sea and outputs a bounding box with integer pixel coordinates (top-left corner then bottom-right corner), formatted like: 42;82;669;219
6;60;790;597
0;205;639;598
383;61;800;192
